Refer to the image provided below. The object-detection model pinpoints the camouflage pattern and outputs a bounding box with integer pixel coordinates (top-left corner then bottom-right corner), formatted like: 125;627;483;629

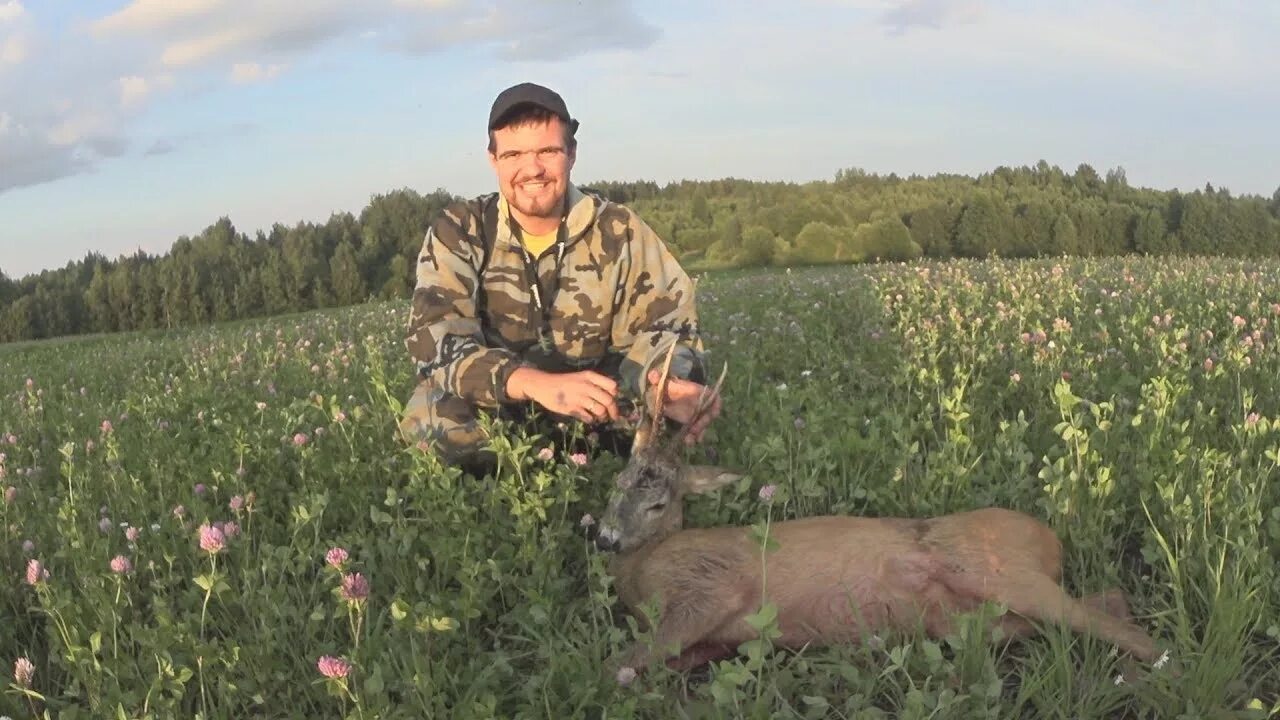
398;379;494;464
402;183;706;458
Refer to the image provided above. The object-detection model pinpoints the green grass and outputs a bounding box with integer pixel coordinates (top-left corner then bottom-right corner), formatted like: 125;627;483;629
1;257;1278;718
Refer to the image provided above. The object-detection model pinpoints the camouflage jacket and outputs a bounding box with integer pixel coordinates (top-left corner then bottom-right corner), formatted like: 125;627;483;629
406;183;706;408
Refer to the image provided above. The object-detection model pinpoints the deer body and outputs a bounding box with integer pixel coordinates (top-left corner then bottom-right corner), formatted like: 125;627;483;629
607;507;1158;669
595;346;1160;671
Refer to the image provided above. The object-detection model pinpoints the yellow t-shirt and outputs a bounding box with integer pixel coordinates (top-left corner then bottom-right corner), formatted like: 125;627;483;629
521;229;558;257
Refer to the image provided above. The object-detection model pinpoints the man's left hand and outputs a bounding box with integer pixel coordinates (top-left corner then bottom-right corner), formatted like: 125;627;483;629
645;370;722;445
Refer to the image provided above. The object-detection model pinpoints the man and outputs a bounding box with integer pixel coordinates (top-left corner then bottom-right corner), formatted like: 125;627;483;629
401;82;721;473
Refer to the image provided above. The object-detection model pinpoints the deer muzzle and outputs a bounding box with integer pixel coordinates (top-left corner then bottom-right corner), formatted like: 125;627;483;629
594;526;622;553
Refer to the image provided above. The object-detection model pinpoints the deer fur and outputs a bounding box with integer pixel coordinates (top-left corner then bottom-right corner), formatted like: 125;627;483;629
593;345;1160;672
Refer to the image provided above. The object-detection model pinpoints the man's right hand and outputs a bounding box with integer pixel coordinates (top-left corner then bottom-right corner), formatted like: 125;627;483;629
505;367;620;424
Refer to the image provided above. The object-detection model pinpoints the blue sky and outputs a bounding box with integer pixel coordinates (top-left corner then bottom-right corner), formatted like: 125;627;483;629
1;0;1277;280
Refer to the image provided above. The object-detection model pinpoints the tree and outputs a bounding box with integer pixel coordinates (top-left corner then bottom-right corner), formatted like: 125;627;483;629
0;295;34;342
690;193;712;227
953;194;1015;257
1237;199;1274;256
1104;166;1129;197
737;226;776;267
107;261;138;331
704;217;745;265
134;260;163;329
330;240;367;306
1177;192;1217;255
1069;204;1105;255
719;217;743;254
282;226;330;308
1014;201;1056;257
260;247;292;315
1133;209;1172;254
676;228;714;253
850;217;921;262
358;188;450;294
907;204;958;258
791;222;846;264
84;262;114;333
382;254;413;299
0;269;16;307
1074;163;1102;195
12;163;1280;344
1047;213;1078;256
1098;203;1136;255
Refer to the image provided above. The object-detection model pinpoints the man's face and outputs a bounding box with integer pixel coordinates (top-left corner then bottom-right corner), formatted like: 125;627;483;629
488;117;576;226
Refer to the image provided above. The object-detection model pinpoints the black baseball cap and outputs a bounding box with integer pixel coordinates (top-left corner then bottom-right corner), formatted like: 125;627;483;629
487;82;580;134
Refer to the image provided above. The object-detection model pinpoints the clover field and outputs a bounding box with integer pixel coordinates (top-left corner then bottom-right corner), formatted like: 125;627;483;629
1;257;1279;719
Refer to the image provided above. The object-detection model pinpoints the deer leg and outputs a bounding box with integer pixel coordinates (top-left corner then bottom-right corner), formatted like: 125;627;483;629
996;589;1132;637
666;642;738;672
616;588;752;673
1081;588;1132;621
943;569;1158;661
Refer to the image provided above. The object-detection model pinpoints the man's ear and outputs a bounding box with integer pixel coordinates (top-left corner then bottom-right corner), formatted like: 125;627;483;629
681;466;743;495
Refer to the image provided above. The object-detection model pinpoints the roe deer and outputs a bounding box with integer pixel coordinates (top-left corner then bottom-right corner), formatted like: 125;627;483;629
592;345;1160;672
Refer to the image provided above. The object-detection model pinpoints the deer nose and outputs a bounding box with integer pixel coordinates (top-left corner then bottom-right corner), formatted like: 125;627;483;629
594;527;621;552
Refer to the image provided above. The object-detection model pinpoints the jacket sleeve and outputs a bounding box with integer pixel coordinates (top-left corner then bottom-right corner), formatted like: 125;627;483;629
610;211;707;399
405;205;521;408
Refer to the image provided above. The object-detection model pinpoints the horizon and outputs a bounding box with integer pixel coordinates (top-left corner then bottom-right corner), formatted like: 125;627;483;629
2;0;1278;280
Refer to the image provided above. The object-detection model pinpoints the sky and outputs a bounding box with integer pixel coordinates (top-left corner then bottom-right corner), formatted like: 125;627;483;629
1;0;1277;280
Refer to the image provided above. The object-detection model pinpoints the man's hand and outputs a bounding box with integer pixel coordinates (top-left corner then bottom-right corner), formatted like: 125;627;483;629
645;370;722;445
506;367;620;424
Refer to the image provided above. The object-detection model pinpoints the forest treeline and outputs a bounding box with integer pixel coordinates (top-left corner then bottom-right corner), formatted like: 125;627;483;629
2;160;1279;343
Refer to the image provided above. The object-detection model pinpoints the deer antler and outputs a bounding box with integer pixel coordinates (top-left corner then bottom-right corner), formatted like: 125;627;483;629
671;358;727;447
632;341;679;452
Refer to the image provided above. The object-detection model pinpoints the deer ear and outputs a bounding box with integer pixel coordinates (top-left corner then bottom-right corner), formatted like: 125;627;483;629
681;466;743;495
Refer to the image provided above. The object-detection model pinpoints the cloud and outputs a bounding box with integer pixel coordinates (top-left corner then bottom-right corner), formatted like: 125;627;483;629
85;135;128;158
879;0;984;34
0;31;23;63
0;115;125;193
46;111;121;149
390;0;456;7
0;39;146;194
162;27;253;66
0;0;664;195
144;138;176;156
93;0;221;34
498;2;661;61
395;0;661;60
118;75;149;106
0;0;25;67
94;0;661;71
95;1;369;68
0;1;22;23
230;61;284;84
141;122;257;157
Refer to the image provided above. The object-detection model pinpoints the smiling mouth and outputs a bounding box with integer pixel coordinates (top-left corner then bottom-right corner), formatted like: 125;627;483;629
520;181;551;193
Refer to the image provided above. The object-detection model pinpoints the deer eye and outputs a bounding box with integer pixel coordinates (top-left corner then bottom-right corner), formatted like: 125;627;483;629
646;502;667;514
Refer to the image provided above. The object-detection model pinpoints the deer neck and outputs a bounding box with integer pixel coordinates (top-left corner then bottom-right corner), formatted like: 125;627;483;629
609;540;661;609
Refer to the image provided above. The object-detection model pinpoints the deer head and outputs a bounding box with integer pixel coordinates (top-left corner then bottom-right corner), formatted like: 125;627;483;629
594;343;740;554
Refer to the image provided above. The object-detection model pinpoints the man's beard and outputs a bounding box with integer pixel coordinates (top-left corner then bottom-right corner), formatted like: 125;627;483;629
511;191;562;219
